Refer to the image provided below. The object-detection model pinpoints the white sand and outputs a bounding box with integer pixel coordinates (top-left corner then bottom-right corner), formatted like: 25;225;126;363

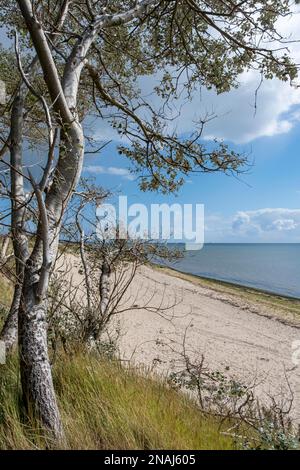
63;254;300;422
115;265;300;422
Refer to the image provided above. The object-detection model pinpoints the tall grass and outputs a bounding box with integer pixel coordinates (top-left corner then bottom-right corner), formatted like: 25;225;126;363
0;352;235;450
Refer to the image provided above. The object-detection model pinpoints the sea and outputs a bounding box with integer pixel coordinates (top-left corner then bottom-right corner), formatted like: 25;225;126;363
163;243;300;299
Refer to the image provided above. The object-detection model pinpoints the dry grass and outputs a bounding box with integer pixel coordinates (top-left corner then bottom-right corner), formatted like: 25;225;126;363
0;352;235;450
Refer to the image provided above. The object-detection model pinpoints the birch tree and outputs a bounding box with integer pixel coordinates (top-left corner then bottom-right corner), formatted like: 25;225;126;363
0;2;70;350
0;0;297;441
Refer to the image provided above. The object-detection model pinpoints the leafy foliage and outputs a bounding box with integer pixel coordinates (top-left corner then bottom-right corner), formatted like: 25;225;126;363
1;0;298;192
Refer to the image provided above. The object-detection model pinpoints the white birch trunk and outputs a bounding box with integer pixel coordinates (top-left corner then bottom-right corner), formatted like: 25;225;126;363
16;0;153;441
0;90;29;350
19;121;84;441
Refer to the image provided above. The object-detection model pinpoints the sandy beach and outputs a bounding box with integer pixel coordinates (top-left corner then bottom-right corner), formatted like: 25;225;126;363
112;264;300;423
63;253;300;423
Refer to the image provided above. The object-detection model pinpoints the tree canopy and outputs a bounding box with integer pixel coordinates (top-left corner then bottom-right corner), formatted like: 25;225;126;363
1;1;298;192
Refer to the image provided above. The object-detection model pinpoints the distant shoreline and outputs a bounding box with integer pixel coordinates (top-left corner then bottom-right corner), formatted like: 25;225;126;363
58;254;300;425
151;263;300;326
160;243;300;300
156;263;300;302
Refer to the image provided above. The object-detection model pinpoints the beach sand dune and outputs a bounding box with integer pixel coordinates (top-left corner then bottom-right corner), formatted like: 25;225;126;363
63;253;300;422
115;265;300;422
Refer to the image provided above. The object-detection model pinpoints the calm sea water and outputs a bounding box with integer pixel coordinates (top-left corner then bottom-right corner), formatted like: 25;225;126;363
165;244;300;299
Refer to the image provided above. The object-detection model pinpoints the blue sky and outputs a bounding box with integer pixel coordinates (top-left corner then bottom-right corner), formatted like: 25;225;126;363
83;124;300;243
82;8;300;243
1;8;300;243
82;7;300;244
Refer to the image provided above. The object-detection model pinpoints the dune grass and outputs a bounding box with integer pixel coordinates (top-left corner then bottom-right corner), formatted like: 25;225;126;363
0;352;235;450
0;264;234;450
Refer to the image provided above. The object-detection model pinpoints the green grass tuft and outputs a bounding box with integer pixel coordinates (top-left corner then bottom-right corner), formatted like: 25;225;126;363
0;353;235;450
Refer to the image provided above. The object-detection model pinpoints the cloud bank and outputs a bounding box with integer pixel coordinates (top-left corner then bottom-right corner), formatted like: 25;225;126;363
83;165;134;181
137;10;300;145
205;208;300;242
232;208;300;235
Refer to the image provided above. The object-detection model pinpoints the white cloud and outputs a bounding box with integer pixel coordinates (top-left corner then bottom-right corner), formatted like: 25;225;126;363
203;208;300;242
134;9;300;145
197;74;300;144
90;118;128;144
161;65;300;144
271;219;297;231
232;208;300;235
84;165;134;181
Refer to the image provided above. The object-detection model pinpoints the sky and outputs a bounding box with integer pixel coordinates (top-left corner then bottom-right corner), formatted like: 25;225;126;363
1;6;300;243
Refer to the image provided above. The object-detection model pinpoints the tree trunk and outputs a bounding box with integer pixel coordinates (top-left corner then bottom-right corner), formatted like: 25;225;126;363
100;258;111;318
16;0;84;442
0;236;9;260
0;284;21;351
0;90;29;350
18;121;84;441
18;267;64;441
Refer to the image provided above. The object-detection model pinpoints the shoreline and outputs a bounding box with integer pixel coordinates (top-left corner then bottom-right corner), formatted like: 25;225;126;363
151;263;300;327
155;262;300;301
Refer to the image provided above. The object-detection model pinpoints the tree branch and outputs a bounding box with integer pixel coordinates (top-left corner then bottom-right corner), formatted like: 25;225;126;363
17;0;73;124
28;171;51;303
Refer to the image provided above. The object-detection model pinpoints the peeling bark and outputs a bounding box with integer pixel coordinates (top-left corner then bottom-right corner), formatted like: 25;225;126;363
18;273;64;439
19;121;84;440
0;236;10;260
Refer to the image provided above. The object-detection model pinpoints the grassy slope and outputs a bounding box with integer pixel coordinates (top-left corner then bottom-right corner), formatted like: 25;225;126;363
0;267;232;450
0;353;234;450
1;262;299;450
